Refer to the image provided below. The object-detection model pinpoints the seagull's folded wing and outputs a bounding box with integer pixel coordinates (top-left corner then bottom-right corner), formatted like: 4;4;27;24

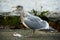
24;17;49;30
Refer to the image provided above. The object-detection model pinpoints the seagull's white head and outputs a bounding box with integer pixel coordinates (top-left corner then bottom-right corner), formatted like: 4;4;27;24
16;5;23;11
12;5;28;20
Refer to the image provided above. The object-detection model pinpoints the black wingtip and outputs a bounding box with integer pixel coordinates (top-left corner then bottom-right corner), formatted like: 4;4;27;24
49;27;55;32
39;27;56;32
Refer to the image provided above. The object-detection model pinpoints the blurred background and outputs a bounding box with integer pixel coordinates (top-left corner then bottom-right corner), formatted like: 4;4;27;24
0;0;60;32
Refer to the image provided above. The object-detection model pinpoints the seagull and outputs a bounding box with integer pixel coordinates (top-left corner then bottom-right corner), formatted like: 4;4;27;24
12;5;55;37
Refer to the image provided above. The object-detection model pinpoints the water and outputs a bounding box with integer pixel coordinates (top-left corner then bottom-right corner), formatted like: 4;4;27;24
0;0;60;12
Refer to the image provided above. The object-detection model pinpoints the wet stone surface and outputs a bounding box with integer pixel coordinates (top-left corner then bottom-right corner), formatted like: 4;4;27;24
0;29;60;40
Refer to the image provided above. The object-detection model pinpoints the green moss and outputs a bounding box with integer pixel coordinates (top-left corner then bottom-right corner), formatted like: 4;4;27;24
0;16;21;28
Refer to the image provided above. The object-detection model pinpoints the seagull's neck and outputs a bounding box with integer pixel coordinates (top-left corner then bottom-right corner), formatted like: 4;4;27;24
20;13;24;23
19;10;32;23
19;10;26;23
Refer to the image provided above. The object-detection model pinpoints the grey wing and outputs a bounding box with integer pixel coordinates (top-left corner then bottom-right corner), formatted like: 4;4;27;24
24;17;49;30
27;15;42;22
